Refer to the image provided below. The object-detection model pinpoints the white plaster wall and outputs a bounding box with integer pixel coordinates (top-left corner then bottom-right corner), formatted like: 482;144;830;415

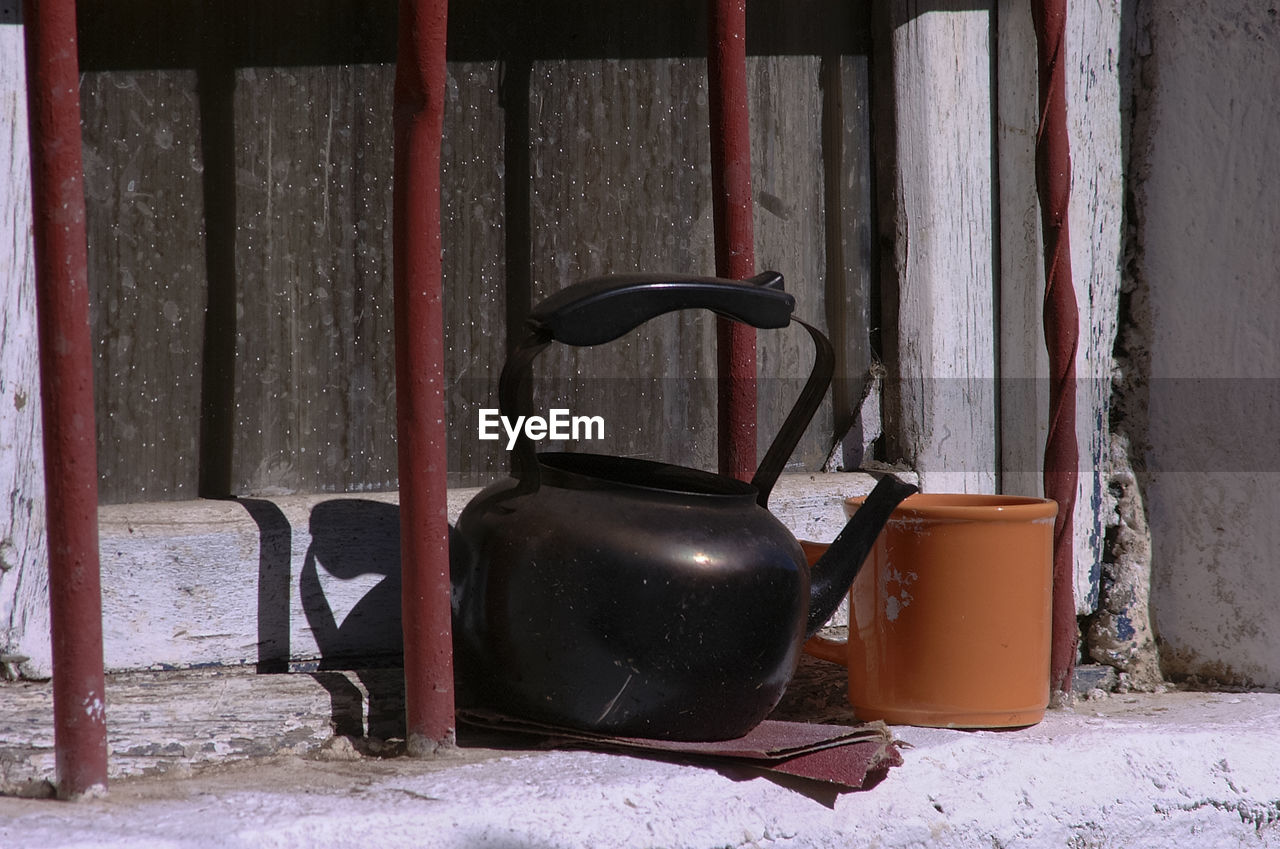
1135;2;1280;685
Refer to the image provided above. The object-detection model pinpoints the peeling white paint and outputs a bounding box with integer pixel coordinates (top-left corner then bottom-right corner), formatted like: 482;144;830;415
881;566;917;623
82;695;105;725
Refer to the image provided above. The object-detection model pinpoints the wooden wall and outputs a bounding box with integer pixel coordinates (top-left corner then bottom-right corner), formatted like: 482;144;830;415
75;0;876;503
5;1;1127;673
871;0;1121;612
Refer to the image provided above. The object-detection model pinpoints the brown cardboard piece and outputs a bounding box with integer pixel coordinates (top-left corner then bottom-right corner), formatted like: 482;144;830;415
457;710;902;792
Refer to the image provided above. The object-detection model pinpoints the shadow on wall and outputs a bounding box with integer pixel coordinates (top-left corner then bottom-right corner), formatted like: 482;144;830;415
240;497;409;740
303;499;405;740
238;498;293;674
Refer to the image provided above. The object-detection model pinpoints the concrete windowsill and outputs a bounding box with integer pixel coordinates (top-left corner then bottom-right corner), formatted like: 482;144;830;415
2;661;1279;848
5;470;1277;845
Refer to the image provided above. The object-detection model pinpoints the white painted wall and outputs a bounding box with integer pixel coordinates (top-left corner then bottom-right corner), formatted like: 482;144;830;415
1130;2;1280;687
0;21;52;678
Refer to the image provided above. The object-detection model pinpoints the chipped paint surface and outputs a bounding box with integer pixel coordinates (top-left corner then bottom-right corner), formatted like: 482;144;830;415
881;567;917;622
82;695;105;724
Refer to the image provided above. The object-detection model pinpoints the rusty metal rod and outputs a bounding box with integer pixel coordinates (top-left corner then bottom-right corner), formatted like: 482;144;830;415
1031;0;1080;695
392;0;455;752
22;0;109;797
707;0;758;482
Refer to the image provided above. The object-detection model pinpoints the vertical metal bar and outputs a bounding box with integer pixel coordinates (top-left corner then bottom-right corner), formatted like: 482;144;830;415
707;0;758;482
21;0;109;797
1030;0;1080;695
393;0;455;752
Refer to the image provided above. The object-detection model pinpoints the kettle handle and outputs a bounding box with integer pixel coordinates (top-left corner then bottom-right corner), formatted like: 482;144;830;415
499;271;834;505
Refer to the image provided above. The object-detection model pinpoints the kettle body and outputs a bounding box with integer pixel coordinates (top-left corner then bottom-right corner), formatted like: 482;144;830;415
453;452;808;740
450;273;915;740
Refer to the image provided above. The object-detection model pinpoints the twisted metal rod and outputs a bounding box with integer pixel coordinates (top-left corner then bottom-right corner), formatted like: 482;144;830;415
1031;0;1081;695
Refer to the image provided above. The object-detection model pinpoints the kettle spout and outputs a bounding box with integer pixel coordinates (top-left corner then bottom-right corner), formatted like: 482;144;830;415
805;474;918;638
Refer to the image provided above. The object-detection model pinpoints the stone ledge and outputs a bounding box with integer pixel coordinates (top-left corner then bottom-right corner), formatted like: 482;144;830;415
2;664;1278;848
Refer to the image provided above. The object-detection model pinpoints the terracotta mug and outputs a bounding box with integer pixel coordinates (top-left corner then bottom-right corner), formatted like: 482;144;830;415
803;493;1057;728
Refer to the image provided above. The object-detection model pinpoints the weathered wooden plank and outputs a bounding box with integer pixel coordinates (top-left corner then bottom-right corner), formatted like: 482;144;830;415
81;70;207;502
518;54;851;476
97;491;411;671
750;54;846;471
0;23;52;680
0;667;349;790
876;4;999;495
1063;0;1123;612
523;58;718;472
87;474;881;672
996;0;1049;509
820;53;878;467
7;31;881;671
441;60;508;488
232;65;400;497
71;37;875;501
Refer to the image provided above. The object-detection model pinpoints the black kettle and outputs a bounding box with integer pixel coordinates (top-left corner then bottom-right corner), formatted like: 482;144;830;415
450;272;916;740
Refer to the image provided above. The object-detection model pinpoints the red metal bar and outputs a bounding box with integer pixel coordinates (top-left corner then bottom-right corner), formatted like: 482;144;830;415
393;0;455;752
1030;0;1080;695
22;0;109;797
707;0;758;482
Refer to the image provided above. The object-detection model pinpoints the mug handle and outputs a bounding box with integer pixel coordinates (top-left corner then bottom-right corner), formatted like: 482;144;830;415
802;634;849;667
